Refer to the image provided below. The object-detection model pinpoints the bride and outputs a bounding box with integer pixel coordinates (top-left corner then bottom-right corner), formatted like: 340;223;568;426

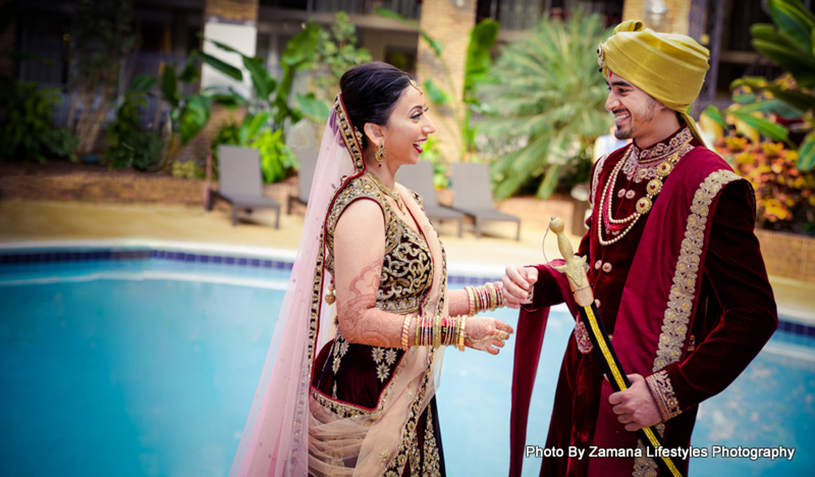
230;62;514;477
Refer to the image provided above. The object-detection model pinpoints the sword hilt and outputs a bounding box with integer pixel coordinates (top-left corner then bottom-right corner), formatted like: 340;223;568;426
549;217;594;307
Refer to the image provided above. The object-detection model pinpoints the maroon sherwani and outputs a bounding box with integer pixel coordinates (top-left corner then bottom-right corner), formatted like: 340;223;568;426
509;127;778;476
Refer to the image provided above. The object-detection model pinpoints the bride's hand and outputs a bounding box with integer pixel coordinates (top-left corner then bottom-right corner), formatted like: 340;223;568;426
464;316;514;355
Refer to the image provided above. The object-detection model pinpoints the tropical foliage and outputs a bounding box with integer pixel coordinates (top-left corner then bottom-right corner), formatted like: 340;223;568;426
477;12;612;200
0;81;78;163
703;0;815;171
204;27;324;183
717;140;815;232
0;1;77;163
313;12;373;100
204;24;326;128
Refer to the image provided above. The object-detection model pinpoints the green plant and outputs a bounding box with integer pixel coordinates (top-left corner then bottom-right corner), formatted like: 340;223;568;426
313;12;373;100
158;56;222;170
0;81;78;163
704;0;815;171
477;12;611;199
253;129;299;184
106;74;164;171
210;115;299;184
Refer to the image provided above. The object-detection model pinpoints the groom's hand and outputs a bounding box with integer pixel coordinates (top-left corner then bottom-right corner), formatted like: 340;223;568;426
501;266;538;309
608;374;662;432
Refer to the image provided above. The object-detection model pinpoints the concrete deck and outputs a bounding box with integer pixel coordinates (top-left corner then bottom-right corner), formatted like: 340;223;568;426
1;198;812;322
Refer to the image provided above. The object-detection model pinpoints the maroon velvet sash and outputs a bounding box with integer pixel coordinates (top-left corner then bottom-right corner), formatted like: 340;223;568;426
509;260;577;477
588;150;739;475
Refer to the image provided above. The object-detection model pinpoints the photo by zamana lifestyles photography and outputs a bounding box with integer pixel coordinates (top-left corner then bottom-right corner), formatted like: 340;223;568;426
0;1;813;477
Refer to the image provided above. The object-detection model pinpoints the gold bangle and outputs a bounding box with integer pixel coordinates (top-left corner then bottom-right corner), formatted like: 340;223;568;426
401;315;412;350
459;316;467;351
465;286;475;316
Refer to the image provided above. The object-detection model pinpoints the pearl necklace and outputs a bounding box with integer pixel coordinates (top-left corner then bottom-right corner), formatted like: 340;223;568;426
597;139;692;246
367;172;405;212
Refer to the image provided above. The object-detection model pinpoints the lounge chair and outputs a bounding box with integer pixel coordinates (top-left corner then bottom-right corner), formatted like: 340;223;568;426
397;161;465;237
209;145;281;228
287;146;318;214
450;162;521;241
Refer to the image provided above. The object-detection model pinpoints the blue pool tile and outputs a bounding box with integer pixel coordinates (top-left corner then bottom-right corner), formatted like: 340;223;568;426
225;257;234;264
238;258;247;266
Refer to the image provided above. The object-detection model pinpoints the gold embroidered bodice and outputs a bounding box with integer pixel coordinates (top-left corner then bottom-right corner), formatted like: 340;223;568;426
325;177;433;315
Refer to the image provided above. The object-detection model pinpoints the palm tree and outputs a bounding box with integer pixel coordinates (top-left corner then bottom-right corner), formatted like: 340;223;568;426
477;12;612;200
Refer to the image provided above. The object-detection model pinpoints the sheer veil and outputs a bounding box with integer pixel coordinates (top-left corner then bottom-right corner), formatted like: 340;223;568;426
230;97;365;477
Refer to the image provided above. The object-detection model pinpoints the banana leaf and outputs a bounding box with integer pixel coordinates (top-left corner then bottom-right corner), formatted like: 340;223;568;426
295;93;330;122
752;39;815;87
243;56;276;101
280;23;320;68
464;19;499;94
240;111;273;145
423;79;451;106
193;50;243;81
798;132;815;171
702;105;728;130
730;109;794;146
161;65;179;109
768;0;815;50
130;74;156;92
178;94;211;145
179;56;200;83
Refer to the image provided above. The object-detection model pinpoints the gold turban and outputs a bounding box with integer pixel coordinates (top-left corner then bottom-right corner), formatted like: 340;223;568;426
597;20;710;143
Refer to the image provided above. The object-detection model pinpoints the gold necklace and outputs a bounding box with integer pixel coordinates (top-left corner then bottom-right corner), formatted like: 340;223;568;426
597;139;692;246
367;172;405;212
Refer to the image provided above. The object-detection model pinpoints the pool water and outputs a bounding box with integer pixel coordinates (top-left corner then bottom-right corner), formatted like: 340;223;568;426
0;255;812;476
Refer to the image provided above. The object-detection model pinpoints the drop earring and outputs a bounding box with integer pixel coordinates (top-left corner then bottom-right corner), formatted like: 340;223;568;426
375;142;386;166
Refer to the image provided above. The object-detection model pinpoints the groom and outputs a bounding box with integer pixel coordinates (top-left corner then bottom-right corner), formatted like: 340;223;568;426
502;20;777;476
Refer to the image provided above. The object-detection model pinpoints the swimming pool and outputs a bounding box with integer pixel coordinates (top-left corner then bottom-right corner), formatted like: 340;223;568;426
0;244;812;476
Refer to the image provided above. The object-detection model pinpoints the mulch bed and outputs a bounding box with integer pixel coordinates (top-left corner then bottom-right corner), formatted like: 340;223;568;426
0;159;296;207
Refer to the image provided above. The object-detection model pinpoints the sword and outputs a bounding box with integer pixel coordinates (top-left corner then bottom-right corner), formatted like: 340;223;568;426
549;217;685;477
